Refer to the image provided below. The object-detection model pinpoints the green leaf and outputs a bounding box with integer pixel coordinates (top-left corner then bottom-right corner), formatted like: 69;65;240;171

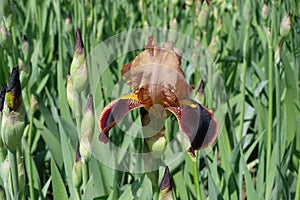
83;176;94;200
51;158;68;200
240;149;257;199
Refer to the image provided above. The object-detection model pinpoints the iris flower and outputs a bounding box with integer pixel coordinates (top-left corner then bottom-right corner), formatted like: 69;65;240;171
98;37;218;154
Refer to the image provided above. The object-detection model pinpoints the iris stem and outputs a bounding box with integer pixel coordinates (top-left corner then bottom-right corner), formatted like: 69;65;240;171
82;160;89;188
0;114;6;162
8;150;20;200
152;182;159;200
192;154;201;200
238;22;250;141
266;2;278;199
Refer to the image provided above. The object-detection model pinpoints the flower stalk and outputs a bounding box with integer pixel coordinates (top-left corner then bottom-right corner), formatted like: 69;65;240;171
1;67;24;200
67;27;91;193
72;143;82;200
0;87;6;162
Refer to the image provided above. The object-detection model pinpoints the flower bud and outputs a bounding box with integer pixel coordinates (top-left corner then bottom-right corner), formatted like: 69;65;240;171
262;4;269;21
72;144;82;188
216;17;222;34
70;27;88;93
87;12;93;29
0;87;6;113
184;0;193;6
0;0;10;17
22;35;31;65
243;0;252;24
274;40;283;65
0;22;12;53
0;186;6;200
159;166;173;200
0;159;10;185
207;36;219;60
81;95;95;141
171;0;179;6
29;95;38;116
169;18;178;30
6;67;23;112
145;129;167;159
19;58;31;89
1;111;25;151
18;158;25;197
64;12;73;34
197;9;208;31
280;11;291;38
66;75;81;118
79;136;91;162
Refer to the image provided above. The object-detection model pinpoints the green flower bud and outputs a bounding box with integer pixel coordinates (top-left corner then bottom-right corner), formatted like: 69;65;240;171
0;0;10;17
262;4;269;21
159;166;173;200
18;159;25;197
84;0;90;8
81;95;95;142
197;9;208;31
216;17;222;34
185;0;193;6
0;159;10;185
87;12;93;29
207;36;219;61
70;27;88;93
171;0;179;6
66;75;81;118
79;137;91;162
0;186;6;200
22;35;31;65
243;0;252;24
19;58;31;89
1;111;25;151
72;144;82;188
29;95;38;116
169;18;177;30
145;130;167;159
0;22;12;53
274;40;283;65
64;12;73;34
5;14;14;29
280;11;291;38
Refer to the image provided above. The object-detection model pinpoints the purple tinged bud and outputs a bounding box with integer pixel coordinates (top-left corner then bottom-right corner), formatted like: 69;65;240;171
0;87;6;112
6;67;23;112
159;166;173;200
280;11;291;38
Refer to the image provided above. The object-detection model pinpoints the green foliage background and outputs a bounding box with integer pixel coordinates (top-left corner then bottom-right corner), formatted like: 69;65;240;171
0;0;300;199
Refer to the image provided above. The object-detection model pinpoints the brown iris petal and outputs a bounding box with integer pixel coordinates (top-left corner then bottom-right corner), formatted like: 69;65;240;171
166;99;218;153
98;94;145;143
121;37;191;108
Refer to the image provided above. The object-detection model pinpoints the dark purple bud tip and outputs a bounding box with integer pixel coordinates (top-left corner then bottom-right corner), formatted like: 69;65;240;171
75;27;84;51
160;166;172;191
85;94;94;113
0;87;6;112
67;12;72;21
76;142;81;162
23;35;27;42
199;80;205;95
7;67;21;97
